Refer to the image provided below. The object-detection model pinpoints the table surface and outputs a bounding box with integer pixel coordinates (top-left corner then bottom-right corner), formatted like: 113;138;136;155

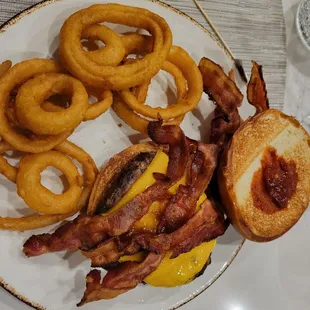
0;1;293;310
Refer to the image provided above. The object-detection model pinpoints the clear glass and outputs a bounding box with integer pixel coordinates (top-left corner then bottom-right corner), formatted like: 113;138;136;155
296;0;310;132
296;0;310;51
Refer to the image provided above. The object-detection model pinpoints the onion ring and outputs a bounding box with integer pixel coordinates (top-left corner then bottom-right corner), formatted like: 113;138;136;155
55;140;98;210
84;89;113;121
119;45;203;120
0;140;16;183
15;73;89;135
59;4;172;89
16;151;83;215
113;96;184;134
0;213;75;232
0;60;12;79
132;80;151;103
0;141;97;231
6;98;21;127
81;24;126;66
121;33;153;56
41;88;113;122
0;59;72;153
113;60;186;134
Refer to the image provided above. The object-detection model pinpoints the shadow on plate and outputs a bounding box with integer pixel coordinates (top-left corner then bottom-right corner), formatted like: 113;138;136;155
217;225;243;245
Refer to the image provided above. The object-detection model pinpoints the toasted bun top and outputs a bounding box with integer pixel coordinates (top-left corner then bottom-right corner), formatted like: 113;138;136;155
219;109;310;241
87;143;160;215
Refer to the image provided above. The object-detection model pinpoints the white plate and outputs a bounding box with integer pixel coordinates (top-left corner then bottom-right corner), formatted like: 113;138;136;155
0;1;252;309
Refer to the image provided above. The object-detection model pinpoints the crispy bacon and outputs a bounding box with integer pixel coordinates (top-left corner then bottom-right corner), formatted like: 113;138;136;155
136;199;228;258
78;253;164;306
82;196;226;268
210;107;241;145
23;122;189;257
170;211;228;258
81;236;140;268
158;143;219;232
23;216;102;257
228;68;235;82
199;58;243;146
148;120;189;181
198;57;243;115
23;182;172;257
81;238;121;268
247;61;269;114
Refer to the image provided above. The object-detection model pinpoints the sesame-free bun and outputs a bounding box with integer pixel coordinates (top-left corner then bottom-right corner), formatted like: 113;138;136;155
218;109;310;242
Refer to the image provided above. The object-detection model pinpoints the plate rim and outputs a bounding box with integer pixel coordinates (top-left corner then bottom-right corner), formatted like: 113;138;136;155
0;0;245;309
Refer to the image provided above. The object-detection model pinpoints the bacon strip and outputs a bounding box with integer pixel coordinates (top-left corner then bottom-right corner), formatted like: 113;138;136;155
228;68;235;82
148;120;189;181
23;216;102;257
199;57;243;146
136;199;228;258
82;195;225;268
210;107;241;145
198;57;243;115
247;61;269;114
81;236;140;268
170;211;228;258
23;182;171;257
81;238;121;268
158;143;219;232
23;123;189;257
77;253;164;306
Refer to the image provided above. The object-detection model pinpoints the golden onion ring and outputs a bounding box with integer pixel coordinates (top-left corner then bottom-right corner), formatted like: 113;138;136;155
121;33;154;56
84;89;113;121
0;140;16;183
132;80;151;103
16;151;83;215
59;4;172;89
113;60;187;134
119;45;203;120
113;96;184;134
55;140;98;211
0;141;97;231
0;60;12;79
0;213;75;232
41;88;113;122
82;24;126;66
15;73;89;135
0;59;71;153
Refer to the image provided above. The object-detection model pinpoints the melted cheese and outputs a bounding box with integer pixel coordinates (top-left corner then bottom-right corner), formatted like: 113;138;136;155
144;240;216;287
104;151;168;216
104;151;216;287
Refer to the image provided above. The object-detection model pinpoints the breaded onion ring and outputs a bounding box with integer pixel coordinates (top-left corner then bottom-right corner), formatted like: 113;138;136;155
121;33;154;56
55;140;98;211
0;141;97;232
119;45;203;120
0;60;12;79
15;73;89;135
41;88;113;122
59;4;172;89
81;24;126;66
16;151;83;215
0;59;71;153
131;80;151;103
0;140;16;183
84;89;113;121
0;213;75;232
113;59;187;134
